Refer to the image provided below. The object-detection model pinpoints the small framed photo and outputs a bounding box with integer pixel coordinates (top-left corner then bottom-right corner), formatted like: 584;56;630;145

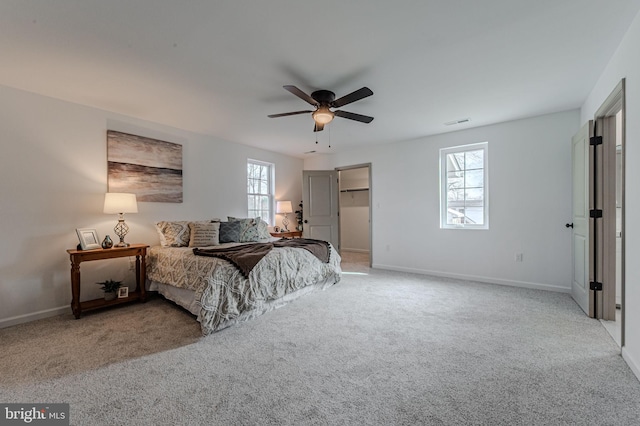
76;228;101;250
117;287;129;299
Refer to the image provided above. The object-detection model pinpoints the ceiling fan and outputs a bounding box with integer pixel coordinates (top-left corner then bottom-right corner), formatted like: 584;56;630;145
268;85;374;132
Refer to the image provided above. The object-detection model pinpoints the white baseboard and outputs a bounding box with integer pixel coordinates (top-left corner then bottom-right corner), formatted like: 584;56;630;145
622;347;640;382
0;305;68;329
371;263;571;293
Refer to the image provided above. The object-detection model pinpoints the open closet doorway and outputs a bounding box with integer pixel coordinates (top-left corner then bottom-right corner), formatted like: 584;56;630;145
337;164;372;271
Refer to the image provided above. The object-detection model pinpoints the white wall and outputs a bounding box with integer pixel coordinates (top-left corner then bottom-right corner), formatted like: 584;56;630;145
306;110;579;292
0;85;303;328
581;9;640;379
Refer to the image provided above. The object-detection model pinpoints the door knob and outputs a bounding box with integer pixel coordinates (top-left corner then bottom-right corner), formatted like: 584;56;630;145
304;220;308;223
565;223;574;228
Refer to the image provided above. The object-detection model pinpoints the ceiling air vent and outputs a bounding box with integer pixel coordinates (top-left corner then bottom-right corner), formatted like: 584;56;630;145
444;118;471;126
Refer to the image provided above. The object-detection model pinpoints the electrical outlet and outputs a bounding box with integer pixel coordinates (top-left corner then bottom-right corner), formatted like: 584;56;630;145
515;253;523;262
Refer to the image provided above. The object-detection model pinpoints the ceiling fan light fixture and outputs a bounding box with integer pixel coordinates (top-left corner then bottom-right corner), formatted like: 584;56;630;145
313;107;334;124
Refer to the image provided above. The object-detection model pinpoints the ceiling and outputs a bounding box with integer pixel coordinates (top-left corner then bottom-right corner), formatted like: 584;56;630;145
2;1;639;158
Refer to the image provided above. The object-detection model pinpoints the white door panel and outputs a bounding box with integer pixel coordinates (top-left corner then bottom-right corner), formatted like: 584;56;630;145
571;121;591;315
302;170;339;250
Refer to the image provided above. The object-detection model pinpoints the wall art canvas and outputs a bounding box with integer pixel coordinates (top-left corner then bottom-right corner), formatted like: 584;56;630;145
107;130;183;203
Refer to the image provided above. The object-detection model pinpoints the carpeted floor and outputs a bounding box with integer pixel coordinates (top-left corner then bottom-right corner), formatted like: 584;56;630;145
1;267;639;425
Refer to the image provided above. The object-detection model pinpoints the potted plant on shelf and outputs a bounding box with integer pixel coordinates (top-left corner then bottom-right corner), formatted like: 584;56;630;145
295;201;303;231
97;279;122;301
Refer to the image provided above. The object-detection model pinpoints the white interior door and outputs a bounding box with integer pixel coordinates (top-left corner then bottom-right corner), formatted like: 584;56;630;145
571;121;592;316
302;170;339;250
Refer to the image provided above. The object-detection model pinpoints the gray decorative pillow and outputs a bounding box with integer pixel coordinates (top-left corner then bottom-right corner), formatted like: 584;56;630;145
228;216;271;241
188;222;220;247
155;221;191;247
219;221;242;243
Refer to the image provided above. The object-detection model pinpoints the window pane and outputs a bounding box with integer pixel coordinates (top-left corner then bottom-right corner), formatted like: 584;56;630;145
463;206;484;225
465;188;483;201
447;207;466;224
447;188;465;202
447;174;464;190
465;150;484;169
465;170;483;188
448;153;465;170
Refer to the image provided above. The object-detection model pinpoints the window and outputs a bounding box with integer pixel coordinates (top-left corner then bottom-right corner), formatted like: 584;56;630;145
247;159;274;224
440;142;488;229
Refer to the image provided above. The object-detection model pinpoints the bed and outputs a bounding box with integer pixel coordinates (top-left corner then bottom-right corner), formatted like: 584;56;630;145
146;221;341;335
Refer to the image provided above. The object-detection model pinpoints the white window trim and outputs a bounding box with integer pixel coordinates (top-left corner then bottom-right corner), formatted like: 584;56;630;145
247;159;275;225
439;142;489;230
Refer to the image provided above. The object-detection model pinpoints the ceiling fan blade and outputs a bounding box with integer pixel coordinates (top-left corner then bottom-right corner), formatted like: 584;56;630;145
334;110;374;123
283;85;319;106
268;110;313;118
331;87;373;108
313;122;325;132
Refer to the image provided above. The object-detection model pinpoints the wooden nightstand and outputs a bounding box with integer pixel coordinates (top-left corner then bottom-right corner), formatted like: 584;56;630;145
270;230;303;238
66;244;148;319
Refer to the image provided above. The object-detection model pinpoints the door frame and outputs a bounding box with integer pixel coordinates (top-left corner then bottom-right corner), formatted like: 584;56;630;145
336;163;372;267
593;79;625;340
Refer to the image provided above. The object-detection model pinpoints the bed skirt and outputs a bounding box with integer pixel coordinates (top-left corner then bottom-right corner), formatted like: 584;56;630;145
147;277;336;333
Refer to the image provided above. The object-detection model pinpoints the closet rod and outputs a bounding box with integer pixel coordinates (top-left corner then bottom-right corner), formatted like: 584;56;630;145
340;188;369;193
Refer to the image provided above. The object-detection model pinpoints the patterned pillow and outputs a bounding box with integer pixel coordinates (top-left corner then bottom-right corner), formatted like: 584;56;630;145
219;221;242;243
228;217;271;241
258;220;271;239
188;222;220;247
155;221;191;247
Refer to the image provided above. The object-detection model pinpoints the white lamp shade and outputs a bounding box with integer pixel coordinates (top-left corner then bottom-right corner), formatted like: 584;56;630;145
104;193;138;214
276;201;293;214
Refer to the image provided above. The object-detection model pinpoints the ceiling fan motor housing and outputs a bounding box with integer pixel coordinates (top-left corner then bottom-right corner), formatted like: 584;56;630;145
311;90;335;105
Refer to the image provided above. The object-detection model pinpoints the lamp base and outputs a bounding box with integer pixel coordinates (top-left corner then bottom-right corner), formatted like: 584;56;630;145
114;218;130;248
282;214;290;232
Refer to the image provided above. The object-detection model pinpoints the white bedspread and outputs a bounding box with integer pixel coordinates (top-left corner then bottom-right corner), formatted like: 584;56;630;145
147;241;341;334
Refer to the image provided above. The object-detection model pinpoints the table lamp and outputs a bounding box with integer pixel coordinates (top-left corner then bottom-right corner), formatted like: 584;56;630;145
103;193;138;247
276;200;293;232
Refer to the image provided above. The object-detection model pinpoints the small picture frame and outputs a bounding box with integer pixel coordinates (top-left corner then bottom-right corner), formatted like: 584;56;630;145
117;287;129;298
76;228;101;250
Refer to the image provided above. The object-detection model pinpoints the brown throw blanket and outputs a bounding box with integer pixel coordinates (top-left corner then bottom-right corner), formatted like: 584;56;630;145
193;238;331;279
